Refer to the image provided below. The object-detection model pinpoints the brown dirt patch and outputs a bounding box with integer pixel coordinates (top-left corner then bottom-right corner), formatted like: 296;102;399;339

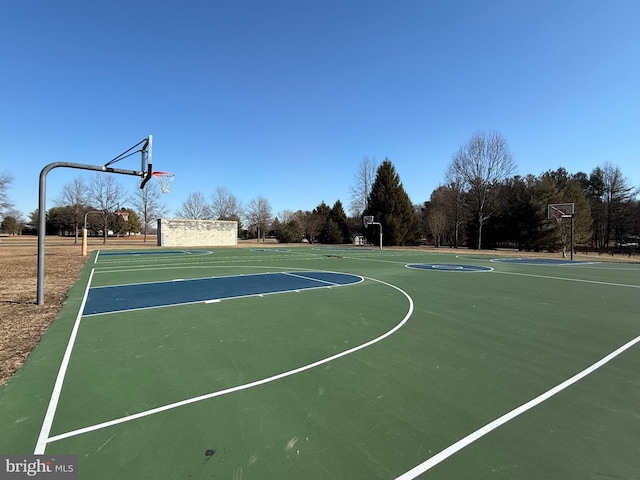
0;235;159;386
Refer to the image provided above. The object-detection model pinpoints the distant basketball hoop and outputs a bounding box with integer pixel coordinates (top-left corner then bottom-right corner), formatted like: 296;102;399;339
547;203;574;223
548;203;575;260
363;215;382;250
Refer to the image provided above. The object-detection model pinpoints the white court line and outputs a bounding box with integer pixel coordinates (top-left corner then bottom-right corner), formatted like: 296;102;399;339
44;276;413;445
395;333;640;479
89;257;324;274
489;258;598;266
283;271;363;287
494;270;640;289
88;270;283;289
34;268;95;454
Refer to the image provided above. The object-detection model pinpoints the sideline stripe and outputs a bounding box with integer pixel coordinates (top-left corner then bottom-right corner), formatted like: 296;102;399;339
45;276;413;445
395;333;640;479
34;269;95;454
494;270;640;289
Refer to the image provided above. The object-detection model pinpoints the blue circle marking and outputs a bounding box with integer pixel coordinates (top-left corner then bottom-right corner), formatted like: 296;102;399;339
406;263;493;272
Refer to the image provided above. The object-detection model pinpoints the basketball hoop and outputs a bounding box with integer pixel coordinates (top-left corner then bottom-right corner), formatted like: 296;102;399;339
547;203;574;224
152;171;175;194
362;215;383;250
363;215;374;227
547;203;576;260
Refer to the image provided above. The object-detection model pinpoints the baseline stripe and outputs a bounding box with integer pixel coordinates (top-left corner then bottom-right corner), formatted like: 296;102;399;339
395;334;640;479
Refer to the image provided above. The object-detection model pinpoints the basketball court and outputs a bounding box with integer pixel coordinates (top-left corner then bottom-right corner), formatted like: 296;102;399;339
1;247;639;479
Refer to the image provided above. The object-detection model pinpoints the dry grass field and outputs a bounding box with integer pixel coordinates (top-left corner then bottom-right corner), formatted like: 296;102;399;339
0;235;154;386
0;235;635;387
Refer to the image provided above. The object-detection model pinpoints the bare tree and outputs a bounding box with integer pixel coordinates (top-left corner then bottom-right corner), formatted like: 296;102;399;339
176;192;212;219
87;174;129;244
444;166;468;248
55;177;89;243
133;182;168;242
425;188;452;247
4;207;24;224
245;196;273;241
300;209;325;244
349;157;378;217
601;162;636;248
210;187;243;220
0;172;14;220
448;130;516;249
277;210;295;223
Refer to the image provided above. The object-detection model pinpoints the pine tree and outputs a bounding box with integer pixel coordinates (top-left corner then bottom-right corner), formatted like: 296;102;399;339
364;159;418;246
330;200;350;243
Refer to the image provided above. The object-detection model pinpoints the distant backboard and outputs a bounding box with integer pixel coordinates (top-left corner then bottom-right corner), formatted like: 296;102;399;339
548;203;574;222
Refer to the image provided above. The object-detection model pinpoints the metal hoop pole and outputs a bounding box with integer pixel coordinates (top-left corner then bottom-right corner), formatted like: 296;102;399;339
37;162;143;304
371;222;383;250
571;214;575;261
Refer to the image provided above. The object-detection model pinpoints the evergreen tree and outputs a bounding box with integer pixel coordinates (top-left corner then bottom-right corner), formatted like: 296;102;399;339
319;218;342;244
329;200;349;243
48;206;78;236
274;219;304;243
1;216;21;235
364;159;418;246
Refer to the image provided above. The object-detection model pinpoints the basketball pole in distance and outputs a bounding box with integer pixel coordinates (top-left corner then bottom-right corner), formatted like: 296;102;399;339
570;213;574;260
36;136;153;305
363;216;383;250
81;210;111;256
548;203;575;261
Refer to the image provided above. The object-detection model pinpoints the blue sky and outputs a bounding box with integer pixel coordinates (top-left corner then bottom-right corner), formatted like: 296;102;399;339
1;0;639;220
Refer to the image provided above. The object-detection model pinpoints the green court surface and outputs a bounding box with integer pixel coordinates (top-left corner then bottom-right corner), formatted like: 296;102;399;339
1;247;639;479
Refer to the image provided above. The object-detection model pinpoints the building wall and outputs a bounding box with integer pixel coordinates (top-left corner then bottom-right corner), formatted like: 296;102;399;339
157;218;237;247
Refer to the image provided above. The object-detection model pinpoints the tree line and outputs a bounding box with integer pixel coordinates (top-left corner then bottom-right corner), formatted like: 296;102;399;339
1;130;638;252
0;174;168;244
424;131;639;253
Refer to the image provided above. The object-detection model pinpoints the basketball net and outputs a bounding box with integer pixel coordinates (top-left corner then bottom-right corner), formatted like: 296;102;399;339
549;206;568;224
551;208;564;224
152;171;175;194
